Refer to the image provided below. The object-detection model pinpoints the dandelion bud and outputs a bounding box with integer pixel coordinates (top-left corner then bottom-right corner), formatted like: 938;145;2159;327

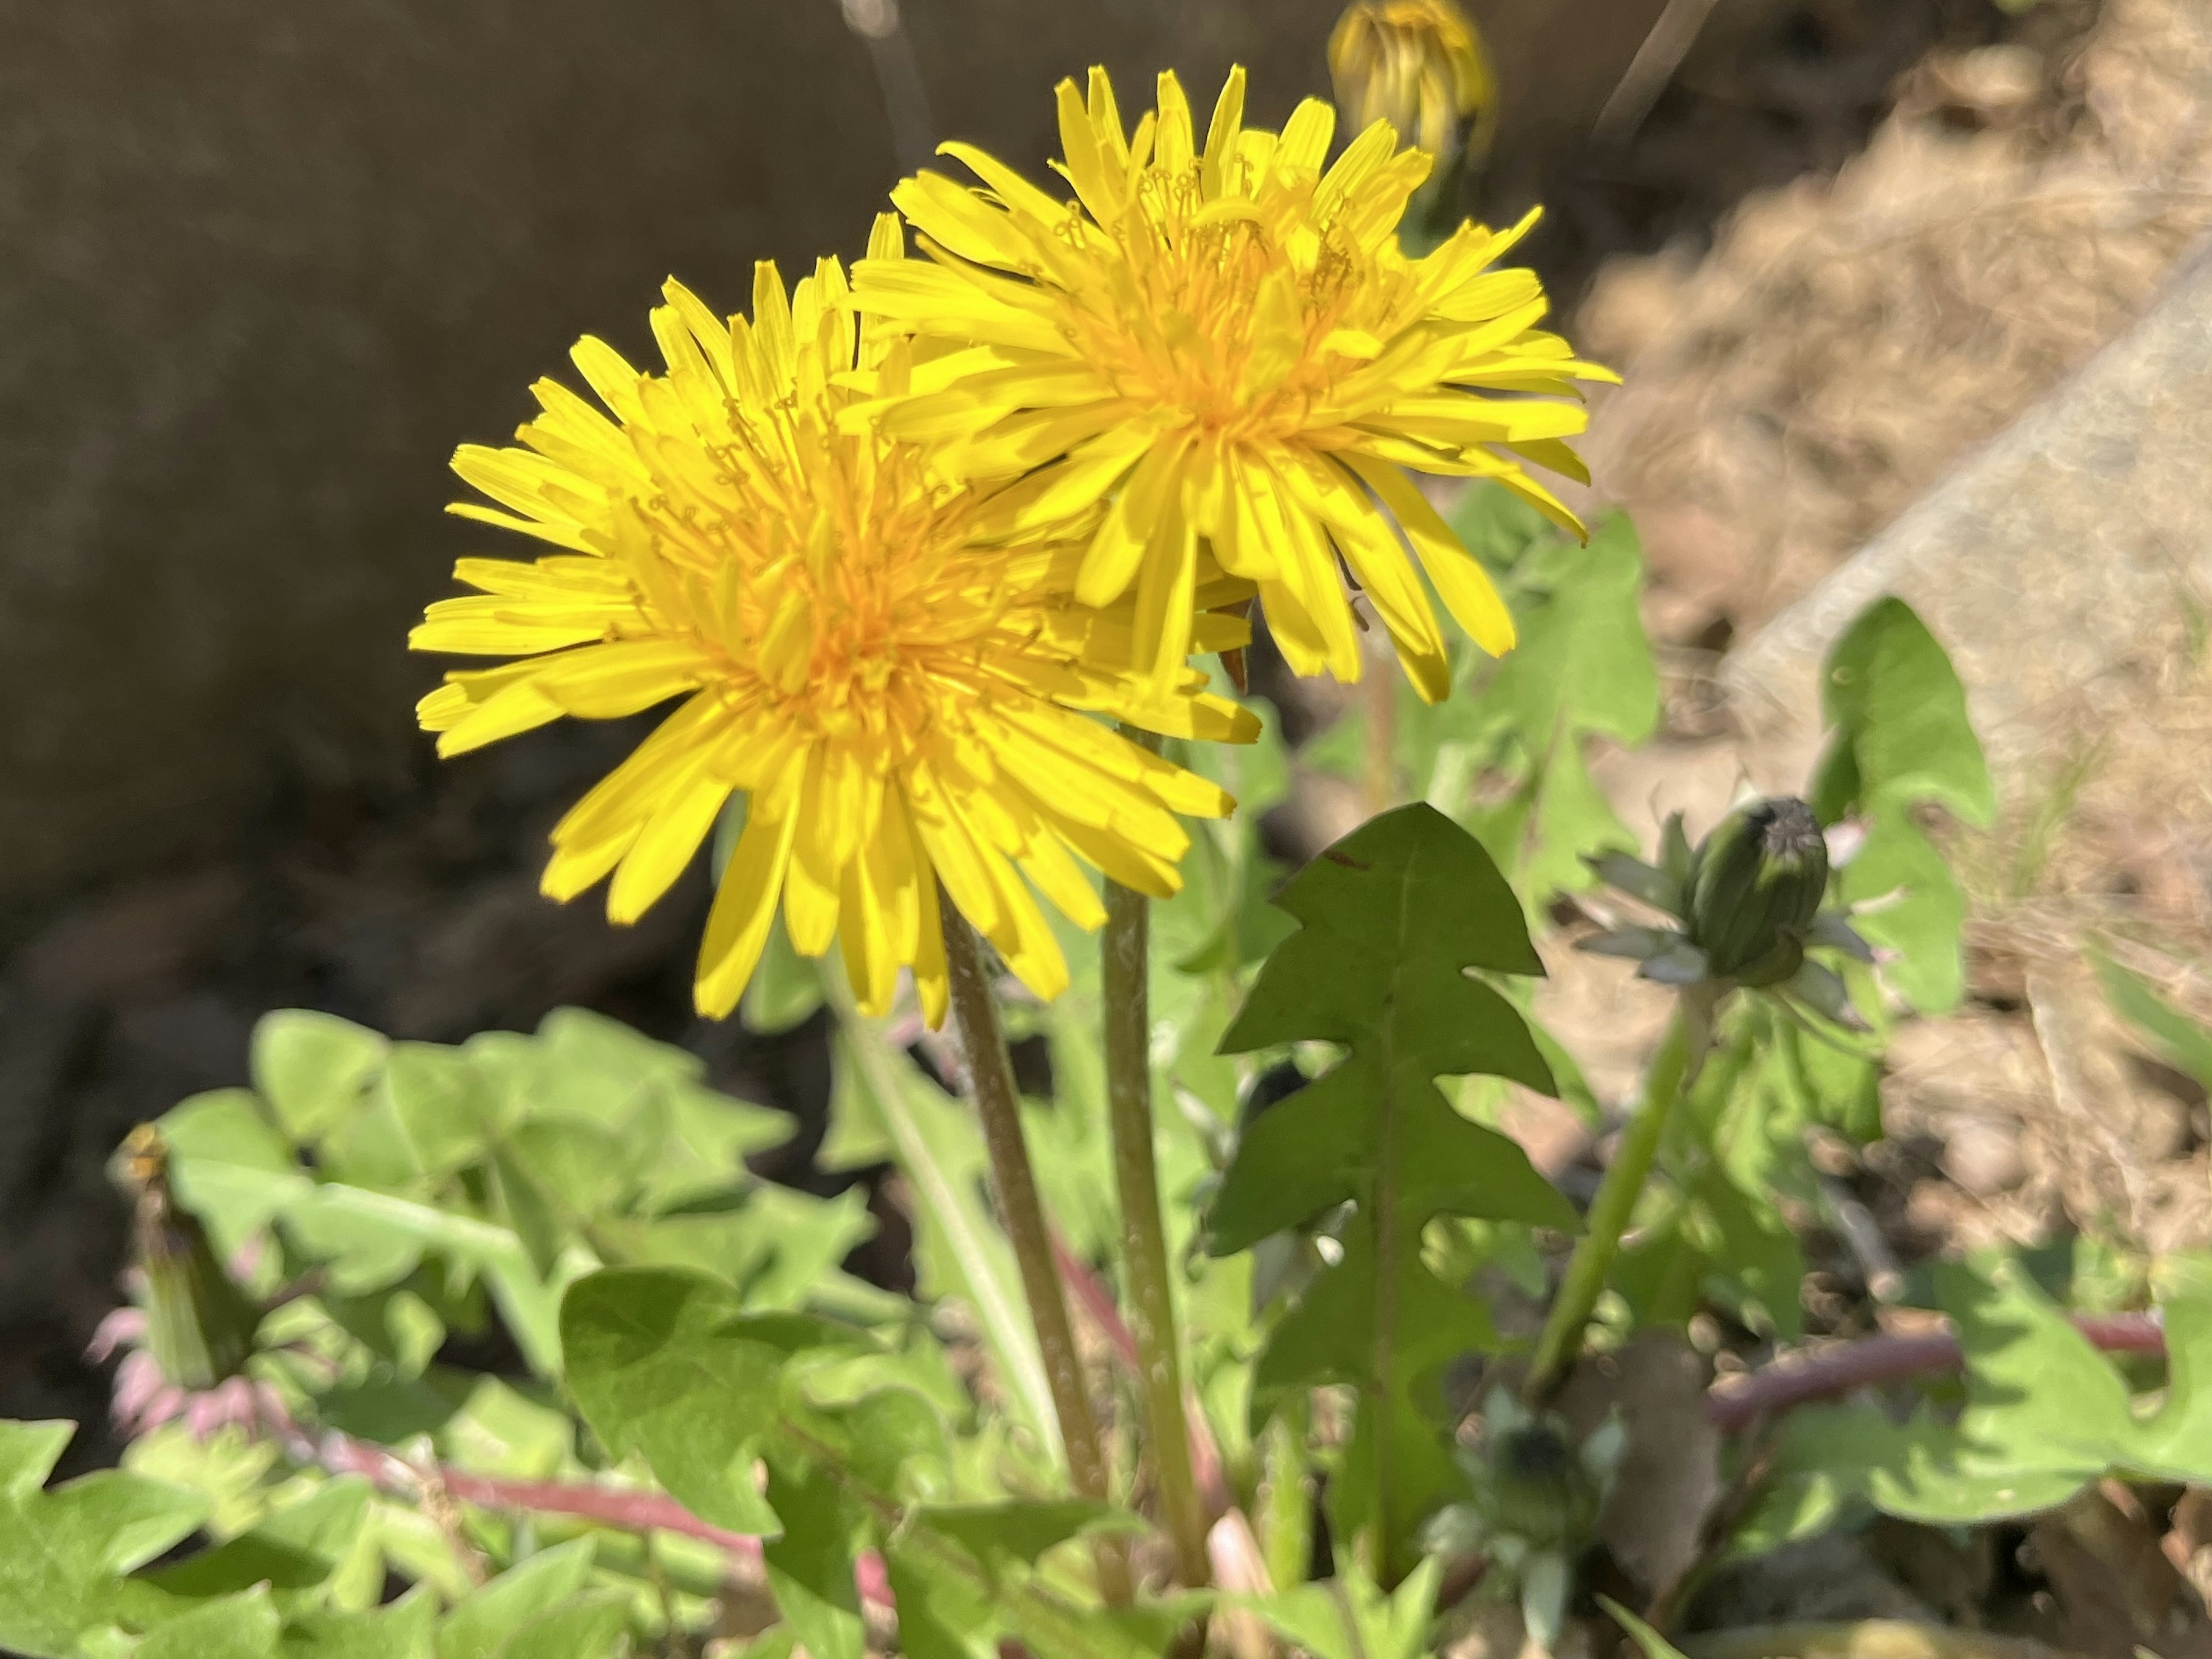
1687;797;1830;987
112;1125;257;1391
1328;0;1497;168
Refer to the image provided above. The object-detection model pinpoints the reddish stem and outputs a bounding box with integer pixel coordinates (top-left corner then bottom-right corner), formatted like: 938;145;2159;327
1705;1311;2166;1434
311;1430;895;1611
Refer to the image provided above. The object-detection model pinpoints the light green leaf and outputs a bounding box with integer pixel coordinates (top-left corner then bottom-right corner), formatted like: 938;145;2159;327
1816;597;1994;828
252;1013;388;1143
379;1044;497;1179
159;1090;310;1256
916;1501;1145;1571
558;1267;798;1538
145;1479;372;1607
1810;599;1991;1014
433;1540;596;1659
137;1589;280;1659
1244;1560;1438;1659
279;1588;438;1659
821;997;1057;1457
0;1423;209;1658
1600;1596;1690;1658
2096;952;2212;1097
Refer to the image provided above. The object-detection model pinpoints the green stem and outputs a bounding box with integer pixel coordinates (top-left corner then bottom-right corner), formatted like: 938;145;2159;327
939;904;1132;1605
1103;868;1211;1591
1256;1399;1313;1593
1523;984;1722;1405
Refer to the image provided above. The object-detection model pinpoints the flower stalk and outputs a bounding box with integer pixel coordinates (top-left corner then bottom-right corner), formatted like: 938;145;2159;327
1522;983;1722;1404
1102;859;1211;1590
940;903;1132;1604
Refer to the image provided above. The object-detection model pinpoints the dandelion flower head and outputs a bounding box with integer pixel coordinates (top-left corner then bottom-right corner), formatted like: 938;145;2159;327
1328;0;1497;169
411;217;1256;1024
853;66;1616;700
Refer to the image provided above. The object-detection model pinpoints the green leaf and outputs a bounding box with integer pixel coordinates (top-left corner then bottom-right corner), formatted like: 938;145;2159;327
1447;480;1551;571
744;912;826;1035
145;1479;373;1605
282;1184;570;1373
916;1501;1145;1571
1244;1560;1438;1659
1484;516;1660;752
1214;805;1573;1578
379;1044;497;1179
1816;598;1995;828
884;1540;1001;1659
0;1419;80;1497
159;1089;310;1257
559;1267;799;1537
1811;599;1991;1014
1732;1257;2198;1544
822;1008;1057;1455
1847;814;1971;1013
2096;952;2212;1096
252;1012;388;1144
492;1592;629;1659
433;1540;595;1659
762;1464;865;1659
0;1423;209;1658
1600;1596;1690;1658
280;1589;437;1659
137;1590;280;1659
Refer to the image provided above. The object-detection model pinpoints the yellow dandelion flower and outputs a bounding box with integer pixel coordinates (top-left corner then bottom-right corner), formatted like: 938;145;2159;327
410;215;1258;1025
850;66;1617;701
1328;0;1497;172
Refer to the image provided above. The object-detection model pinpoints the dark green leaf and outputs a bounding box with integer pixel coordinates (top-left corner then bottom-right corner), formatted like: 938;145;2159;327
762;1464;865;1659
1214;805;1571;1577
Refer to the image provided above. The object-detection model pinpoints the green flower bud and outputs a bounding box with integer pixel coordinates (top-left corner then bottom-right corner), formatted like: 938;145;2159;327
1687;797;1830;987
114;1125;258;1390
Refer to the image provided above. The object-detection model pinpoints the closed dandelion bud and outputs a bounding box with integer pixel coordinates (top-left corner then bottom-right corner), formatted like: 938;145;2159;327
1328;0;1497;169
1688;797;1830;987
113;1125;257;1391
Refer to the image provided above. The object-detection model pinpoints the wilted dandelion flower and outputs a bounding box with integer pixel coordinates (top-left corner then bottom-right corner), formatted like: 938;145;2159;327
411;217;1256;1022
1328;0;1497;172
851;66;1615;699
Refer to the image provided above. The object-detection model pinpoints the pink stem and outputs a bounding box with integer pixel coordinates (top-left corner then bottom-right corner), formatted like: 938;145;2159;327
1706;1310;2166;1434
310;1430;895;1611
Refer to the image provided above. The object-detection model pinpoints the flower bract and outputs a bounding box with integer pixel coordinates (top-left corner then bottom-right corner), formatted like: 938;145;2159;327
411;217;1256;1023
851;65;1616;699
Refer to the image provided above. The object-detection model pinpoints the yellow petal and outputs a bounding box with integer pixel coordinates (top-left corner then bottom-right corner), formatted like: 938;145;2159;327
694;802;800;1018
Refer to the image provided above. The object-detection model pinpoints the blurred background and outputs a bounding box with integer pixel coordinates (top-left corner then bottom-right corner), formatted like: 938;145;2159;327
6;0;2206;1471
